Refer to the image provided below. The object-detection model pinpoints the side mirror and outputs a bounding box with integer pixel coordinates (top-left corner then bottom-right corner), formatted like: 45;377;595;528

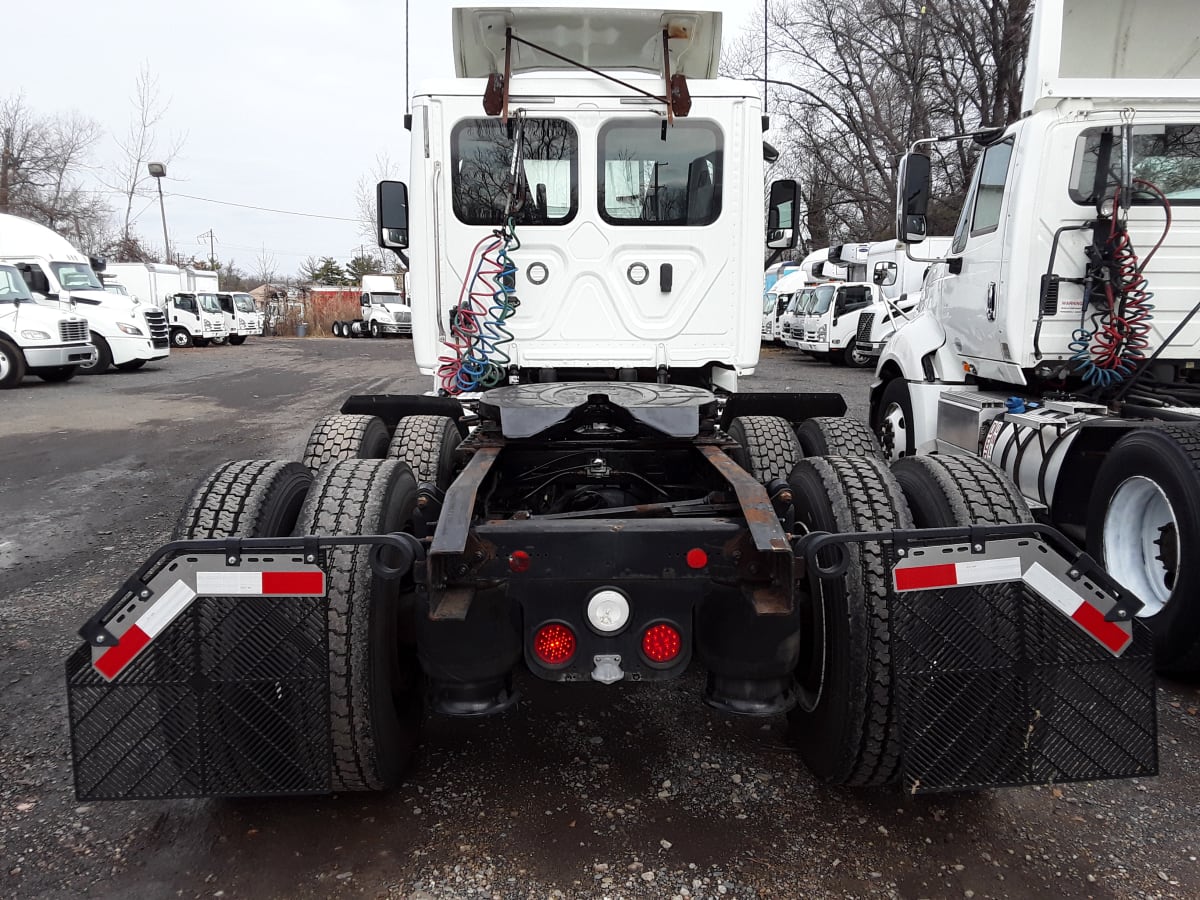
766;179;799;250
895;153;931;245
89;255;107;273
19;265;51;295
874;261;898;286
763;141;780;164
377;180;409;250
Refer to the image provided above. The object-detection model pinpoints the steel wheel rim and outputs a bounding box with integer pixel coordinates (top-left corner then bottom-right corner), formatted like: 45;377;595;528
880;401;908;461
0;347;11;381
1103;475;1177;616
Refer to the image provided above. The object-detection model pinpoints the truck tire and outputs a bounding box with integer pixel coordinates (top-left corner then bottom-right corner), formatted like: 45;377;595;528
294;459;422;791
302;414;390;475
194;337;211;348
387;415;462;490
332;322;343;338
891;455;1033;529
1087;425;1200;675
34;366;78;383
229;335;247;346
787;455;913;787
116;359;146;371
370;320;381;338
873;377;916;460
0;336;28;388
796;416;883;459
211;335;228;346
727;415;802;484
174;459;313;541
845;341;873;368
80;332;112;375
171;328;192;348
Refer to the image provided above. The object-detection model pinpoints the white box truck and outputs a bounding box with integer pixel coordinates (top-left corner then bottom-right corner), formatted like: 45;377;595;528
0;214;169;373
0;262;95;387
873;0;1200;674
215;292;263;344
107;262;228;348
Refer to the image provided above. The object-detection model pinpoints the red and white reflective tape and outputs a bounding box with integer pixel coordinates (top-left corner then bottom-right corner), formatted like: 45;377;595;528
95;580;196;679
195;570;325;596
894;556;1131;654
93;569;327;680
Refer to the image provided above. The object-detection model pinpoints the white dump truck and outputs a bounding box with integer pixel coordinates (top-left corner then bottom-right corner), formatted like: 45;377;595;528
0;215;169;373
68;4;1156;803
0;262;96;387
873;0;1200;675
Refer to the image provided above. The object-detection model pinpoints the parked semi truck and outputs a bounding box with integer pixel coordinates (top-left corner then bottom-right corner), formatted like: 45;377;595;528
0;262;96;387
872;0;1200;675
333;274;412;338
0;215;169;373
855;237;952;360
67;4;1155;802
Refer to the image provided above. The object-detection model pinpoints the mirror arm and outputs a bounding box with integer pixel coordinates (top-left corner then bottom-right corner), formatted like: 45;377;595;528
764;248;783;271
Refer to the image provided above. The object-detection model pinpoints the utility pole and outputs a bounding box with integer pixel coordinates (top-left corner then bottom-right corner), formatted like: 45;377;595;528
198;229;217;268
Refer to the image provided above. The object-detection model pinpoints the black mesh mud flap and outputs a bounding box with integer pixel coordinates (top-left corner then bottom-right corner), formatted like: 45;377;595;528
67;595;331;800
886;540;1157;794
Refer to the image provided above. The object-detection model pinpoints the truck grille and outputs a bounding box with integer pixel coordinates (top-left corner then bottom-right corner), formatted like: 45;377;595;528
59;319;89;343
143;308;170;348
857;312;875;345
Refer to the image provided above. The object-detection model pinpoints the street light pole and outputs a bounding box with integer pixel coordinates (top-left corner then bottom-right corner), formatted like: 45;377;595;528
148;162;170;262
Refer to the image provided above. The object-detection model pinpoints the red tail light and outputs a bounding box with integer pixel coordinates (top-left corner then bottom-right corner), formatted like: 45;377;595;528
641;623;682;664
533;623;576;666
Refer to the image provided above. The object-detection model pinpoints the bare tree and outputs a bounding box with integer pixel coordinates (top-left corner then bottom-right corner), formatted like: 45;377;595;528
354;151;399;246
0;93;108;245
254;246;278;291
108;65;184;244
724;0;1032;246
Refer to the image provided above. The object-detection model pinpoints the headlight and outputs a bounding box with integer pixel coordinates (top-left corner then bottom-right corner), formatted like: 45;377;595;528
816;325;827;341
238;319;246;328
117;322;144;336
21;329;51;340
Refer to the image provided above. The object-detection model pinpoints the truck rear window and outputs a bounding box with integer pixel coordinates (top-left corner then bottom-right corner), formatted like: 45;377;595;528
1070;124;1200;205
452;118;578;226
599;120;722;226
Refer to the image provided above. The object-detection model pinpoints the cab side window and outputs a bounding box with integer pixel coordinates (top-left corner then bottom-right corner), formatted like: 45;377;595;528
950;138;1014;253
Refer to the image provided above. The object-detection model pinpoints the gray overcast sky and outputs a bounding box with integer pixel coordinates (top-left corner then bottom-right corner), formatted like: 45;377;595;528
6;1;761;277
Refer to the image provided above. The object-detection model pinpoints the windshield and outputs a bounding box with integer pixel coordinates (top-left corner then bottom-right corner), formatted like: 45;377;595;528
233;294;256;312
0;265;34;304
809;285;836;315
372;291;408;306
763;293;776;315
50;261;103;290
104;283;129;296
198;293;222;313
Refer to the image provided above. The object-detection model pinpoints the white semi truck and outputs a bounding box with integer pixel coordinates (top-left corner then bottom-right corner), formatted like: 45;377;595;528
855;236;952;360
0;215;170;373
67;4;1156;803
873;0;1200;675
333;274;413;338
0;262;96;387
106;262;228;348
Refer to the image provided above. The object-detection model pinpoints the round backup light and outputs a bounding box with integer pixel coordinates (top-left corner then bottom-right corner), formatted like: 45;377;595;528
509;550;531;573
686;548;708;569
533;623;576;666
586;589;631;633
641;623;683;664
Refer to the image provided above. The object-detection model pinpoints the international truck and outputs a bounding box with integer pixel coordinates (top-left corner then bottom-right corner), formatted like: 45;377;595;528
854;236;952;360
0;214;170;373
67;3;1156;803
0;262;96;387
215;292;264;344
333;274;413;338
872;0;1200;675
106;262;228;348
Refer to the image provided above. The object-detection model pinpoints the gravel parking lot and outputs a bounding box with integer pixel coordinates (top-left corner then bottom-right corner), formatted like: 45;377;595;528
1;339;1198;899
